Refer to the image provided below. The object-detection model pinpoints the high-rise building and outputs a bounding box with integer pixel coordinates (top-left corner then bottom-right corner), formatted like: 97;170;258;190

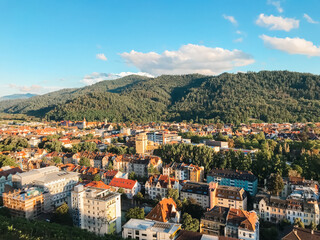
71;185;122;235
135;132;148;154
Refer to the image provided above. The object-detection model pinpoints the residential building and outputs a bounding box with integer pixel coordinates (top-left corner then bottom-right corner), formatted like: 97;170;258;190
282;227;320;240
3;187;51;219
200;206;229;236
163;162;204;182
180;182;211;209
225;208;259;240
207;169;258;196
122;219;181;240
71;185;121;235
145;175;180;200
0;166;22;195
176;230;219;240
146;198;180;223
108;177;140;199
136;132;148;154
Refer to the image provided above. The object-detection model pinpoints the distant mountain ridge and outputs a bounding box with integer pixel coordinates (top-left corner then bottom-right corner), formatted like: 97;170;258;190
0;93;37;101
1;71;320;123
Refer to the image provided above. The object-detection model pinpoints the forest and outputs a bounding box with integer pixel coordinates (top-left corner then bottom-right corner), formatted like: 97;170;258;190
1;71;320;123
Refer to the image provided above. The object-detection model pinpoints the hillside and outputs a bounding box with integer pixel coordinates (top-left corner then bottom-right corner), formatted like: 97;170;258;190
1;71;320;123
0;93;37;101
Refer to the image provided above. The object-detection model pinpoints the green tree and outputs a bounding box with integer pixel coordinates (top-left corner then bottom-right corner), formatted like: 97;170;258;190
167;188;179;202
128;171;136;180
0;155;18;168
294;218;305;228
79;157;91;167
52;156;62;164
267;173;284;195
93;174;101;181
51;202;73;226
181;213;199;232
125;207;145;221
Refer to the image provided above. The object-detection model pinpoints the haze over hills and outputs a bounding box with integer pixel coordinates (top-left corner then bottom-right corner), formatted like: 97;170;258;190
0;93;37;101
1;71;320;124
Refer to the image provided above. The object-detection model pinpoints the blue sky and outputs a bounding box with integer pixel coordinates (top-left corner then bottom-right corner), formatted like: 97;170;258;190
0;0;320;97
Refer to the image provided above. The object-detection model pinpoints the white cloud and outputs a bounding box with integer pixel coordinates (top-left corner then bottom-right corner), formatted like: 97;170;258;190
234;38;243;43
120;44;254;76
267;0;283;13
260;34;320;57
223;14;238;25
256;14;299;31
81;72;154;85
96;53;107;61
8;84;63;94
303;13;319;24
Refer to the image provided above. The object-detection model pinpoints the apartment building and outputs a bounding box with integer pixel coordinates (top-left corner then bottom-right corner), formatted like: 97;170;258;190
71;185;121;235
3;187;51;219
145;175;180;200
0;166;22;195
213;184;247;211
108;177;140;199
200;206;229;236
280;176;319;199
163;162;204;182
225;208;259;240
13;166;79;207
180;182;211;209
122;219;181;240
207;169;258;196
146;198;180;223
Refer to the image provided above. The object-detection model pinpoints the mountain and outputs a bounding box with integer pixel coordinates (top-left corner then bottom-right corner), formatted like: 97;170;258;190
0;93;37;101
1;71;320;124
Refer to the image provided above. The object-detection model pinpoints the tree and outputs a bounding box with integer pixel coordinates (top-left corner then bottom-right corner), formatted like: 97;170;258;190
93;174;101;181
51;202;73;226
128;171;136;180
181;213;199;232
79;157;91;167
125;207;145;221
134;192;144;202
44;140;62;153
167;188;179;202
310;221;317;230
52;156;62;164
267;173;284;196
294;218;305;228
118;187;125;194
0;155;18;168
148;164;160;175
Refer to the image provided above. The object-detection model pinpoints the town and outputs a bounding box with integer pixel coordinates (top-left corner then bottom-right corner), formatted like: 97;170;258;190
0;119;319;240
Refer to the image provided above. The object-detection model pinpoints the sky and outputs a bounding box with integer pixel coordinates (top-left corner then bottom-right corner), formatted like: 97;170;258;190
0;0;320;97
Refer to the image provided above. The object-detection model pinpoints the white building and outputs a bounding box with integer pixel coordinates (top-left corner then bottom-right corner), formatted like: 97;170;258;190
0;166;22;195
122;219;181;240
71;185;121;235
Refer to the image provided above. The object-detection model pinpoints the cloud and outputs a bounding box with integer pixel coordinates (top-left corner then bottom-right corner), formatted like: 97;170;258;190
96;53;107;61
8;84;62;94
256;14;299;31
260;34;320;57
120;44;254;76
81;72;154;85
223;14;238;25
234;38;243;43
303;13;319;24
267;0;283;13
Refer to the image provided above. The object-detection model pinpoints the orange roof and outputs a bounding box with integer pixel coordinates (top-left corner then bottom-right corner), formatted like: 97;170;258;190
227;208;258;231
109;177;137;189
85;181;111;190
146;198;177;222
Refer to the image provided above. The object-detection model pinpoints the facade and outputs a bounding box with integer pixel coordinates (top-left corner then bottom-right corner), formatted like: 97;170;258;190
71;185;121;235
0;166;22;195
200;206;229;236
108;177;140;199
207;169;258;196
136;133;148;154
213;184;247;211
122;218;181;240
225;208;259;240
163;162;204;182
180;182;211;209
145;175;180;200
3;187;51;219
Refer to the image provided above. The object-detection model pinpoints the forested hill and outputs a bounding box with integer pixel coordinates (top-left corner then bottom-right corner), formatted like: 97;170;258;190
1;71;320;124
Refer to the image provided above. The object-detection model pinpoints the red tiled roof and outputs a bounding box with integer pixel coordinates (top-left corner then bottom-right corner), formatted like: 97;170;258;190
109;177;137;189
85;181;111;190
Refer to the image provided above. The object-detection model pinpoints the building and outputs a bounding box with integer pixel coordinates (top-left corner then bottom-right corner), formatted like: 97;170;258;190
163;162;204;182
212;184;247;211
108;177;140;199
71;185;121;235
180;182;211;209
0;166;22;195
207;169;258;196
3;187;51;219
282;227;320;240
200;206;229;236
225;208;259;240
136;132;148;154
176;230;219;240
122;219;181;240
146;198;180;223
13;166;79;207
145;175;180;200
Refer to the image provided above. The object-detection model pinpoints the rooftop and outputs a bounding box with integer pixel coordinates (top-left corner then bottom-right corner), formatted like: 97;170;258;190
123;218;181;234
